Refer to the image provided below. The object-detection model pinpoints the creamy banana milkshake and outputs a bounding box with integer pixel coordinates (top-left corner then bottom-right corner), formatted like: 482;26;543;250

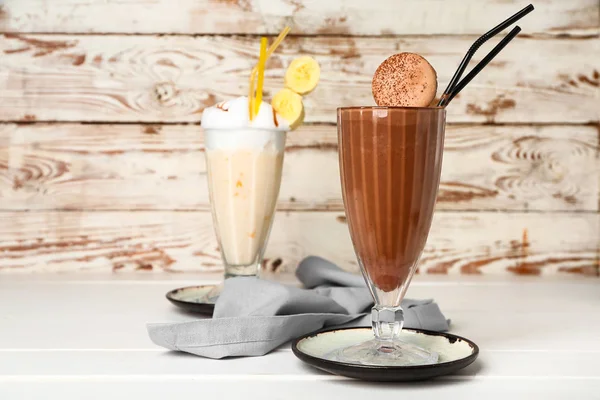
202;97;289;277
200;29;319;279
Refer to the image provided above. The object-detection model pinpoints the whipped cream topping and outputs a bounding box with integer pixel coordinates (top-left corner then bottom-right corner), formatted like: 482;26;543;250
201;96;290;131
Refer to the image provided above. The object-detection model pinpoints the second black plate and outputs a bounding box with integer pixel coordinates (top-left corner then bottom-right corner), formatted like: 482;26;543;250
165;285;217;315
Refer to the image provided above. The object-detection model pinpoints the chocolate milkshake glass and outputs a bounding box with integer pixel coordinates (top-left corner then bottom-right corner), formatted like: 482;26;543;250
335;106;445;366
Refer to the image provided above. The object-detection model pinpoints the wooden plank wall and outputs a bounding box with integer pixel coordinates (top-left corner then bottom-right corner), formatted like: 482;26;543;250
0;0;598;277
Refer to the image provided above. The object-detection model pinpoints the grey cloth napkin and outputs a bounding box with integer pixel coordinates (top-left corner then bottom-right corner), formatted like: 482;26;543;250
147;256;449;359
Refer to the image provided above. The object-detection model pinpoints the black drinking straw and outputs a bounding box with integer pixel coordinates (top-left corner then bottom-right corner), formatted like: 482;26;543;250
444;26;522;105
438;3;534;107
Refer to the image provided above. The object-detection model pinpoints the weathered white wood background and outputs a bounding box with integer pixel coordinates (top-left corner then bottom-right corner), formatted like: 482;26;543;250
0;0;598;276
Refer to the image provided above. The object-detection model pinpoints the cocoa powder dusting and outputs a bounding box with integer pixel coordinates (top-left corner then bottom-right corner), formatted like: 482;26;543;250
372;53;437;107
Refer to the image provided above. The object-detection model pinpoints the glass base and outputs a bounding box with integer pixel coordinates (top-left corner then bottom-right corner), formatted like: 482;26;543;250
326;338;439;367
224;262;260;279
195;263;260;304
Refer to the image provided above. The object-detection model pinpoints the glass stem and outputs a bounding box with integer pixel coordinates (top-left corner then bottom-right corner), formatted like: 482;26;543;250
371;305;404;347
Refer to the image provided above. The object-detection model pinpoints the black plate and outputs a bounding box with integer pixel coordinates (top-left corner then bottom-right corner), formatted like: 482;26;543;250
292;327;479;382
165;285;217;315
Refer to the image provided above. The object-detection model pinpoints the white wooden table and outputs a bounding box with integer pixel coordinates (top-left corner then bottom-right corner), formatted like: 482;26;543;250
0;273;598;399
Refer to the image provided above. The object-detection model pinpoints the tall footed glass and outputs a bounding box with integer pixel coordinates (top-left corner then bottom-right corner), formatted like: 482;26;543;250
335;107;445;366
204;128;286;279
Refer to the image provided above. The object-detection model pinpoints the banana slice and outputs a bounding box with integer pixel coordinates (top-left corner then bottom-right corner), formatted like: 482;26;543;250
271;88;304;129
284;56;320;95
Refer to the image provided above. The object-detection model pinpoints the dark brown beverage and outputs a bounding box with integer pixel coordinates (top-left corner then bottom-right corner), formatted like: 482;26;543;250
338;107;445;301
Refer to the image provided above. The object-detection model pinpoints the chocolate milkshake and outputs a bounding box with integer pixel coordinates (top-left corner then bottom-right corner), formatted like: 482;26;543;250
331;3;533;366
333;52;447;367
338;107;445;301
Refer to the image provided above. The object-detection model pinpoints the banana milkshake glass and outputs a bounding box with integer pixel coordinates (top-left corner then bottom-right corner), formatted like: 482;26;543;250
202;97;288;277
201;30;319;281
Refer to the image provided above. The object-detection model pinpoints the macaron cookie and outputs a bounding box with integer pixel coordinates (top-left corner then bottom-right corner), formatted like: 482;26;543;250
372;53;438;107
